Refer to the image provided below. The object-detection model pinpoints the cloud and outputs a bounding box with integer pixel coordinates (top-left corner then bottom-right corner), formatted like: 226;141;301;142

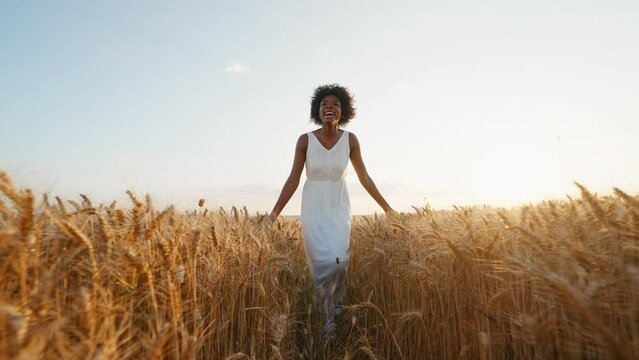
225;60;251;73
393;83;411;90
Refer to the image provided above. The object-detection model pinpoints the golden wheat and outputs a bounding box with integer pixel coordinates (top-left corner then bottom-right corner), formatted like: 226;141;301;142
0;170;637;359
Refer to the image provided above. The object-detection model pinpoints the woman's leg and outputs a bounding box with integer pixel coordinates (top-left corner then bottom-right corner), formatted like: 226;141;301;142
313;262;347;316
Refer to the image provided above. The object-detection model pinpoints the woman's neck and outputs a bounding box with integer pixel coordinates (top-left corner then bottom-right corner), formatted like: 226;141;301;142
320;123;340;136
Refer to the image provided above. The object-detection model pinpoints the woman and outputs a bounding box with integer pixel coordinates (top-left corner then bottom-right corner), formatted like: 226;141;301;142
270;84;395;339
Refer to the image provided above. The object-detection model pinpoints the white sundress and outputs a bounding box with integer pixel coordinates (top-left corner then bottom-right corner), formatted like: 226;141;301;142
301;130;351;323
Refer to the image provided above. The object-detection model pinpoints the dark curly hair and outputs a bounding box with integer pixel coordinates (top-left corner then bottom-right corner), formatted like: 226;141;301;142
310;84;356;127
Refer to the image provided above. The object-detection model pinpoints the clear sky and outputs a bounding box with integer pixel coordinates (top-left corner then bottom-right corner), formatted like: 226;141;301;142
2;0;638;215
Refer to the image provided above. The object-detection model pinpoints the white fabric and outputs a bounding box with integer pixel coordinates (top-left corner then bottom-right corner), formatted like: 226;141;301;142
301;130;351;322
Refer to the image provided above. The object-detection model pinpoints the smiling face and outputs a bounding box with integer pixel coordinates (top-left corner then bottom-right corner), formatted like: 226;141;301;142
319;95;342;125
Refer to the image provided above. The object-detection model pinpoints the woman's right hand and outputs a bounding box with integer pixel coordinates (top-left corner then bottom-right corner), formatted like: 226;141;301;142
266;212;278;226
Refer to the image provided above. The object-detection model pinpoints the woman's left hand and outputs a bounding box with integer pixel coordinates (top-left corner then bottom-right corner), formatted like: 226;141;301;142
384;208;398;217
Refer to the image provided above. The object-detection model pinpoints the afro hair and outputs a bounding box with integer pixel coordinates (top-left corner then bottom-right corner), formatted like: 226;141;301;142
309;84;356;127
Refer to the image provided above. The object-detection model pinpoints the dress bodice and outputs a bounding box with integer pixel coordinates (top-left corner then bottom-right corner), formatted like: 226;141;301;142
305;131;350;181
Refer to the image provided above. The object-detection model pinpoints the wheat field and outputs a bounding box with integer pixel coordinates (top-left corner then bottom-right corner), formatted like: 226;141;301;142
1;171;638;359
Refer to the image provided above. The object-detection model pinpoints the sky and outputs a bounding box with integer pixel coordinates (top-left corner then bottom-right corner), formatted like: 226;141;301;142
1;0;638;215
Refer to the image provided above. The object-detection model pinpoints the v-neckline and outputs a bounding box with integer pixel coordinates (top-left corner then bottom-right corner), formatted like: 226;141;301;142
311;130;345;152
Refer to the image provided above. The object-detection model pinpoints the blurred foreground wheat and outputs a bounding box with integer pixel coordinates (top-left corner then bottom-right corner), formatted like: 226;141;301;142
1;170;638;359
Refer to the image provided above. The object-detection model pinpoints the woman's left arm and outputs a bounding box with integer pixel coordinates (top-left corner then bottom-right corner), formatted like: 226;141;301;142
349;133;395;214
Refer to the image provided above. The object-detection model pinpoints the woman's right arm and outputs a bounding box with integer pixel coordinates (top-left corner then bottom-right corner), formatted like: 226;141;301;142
270;134;307;219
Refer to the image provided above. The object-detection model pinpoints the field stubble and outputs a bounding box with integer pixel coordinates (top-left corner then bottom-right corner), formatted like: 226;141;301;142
0;170;638;359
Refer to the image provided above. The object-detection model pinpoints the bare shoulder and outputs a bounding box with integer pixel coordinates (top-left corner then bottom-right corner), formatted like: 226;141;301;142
348;131;360;149
296;133;309;150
